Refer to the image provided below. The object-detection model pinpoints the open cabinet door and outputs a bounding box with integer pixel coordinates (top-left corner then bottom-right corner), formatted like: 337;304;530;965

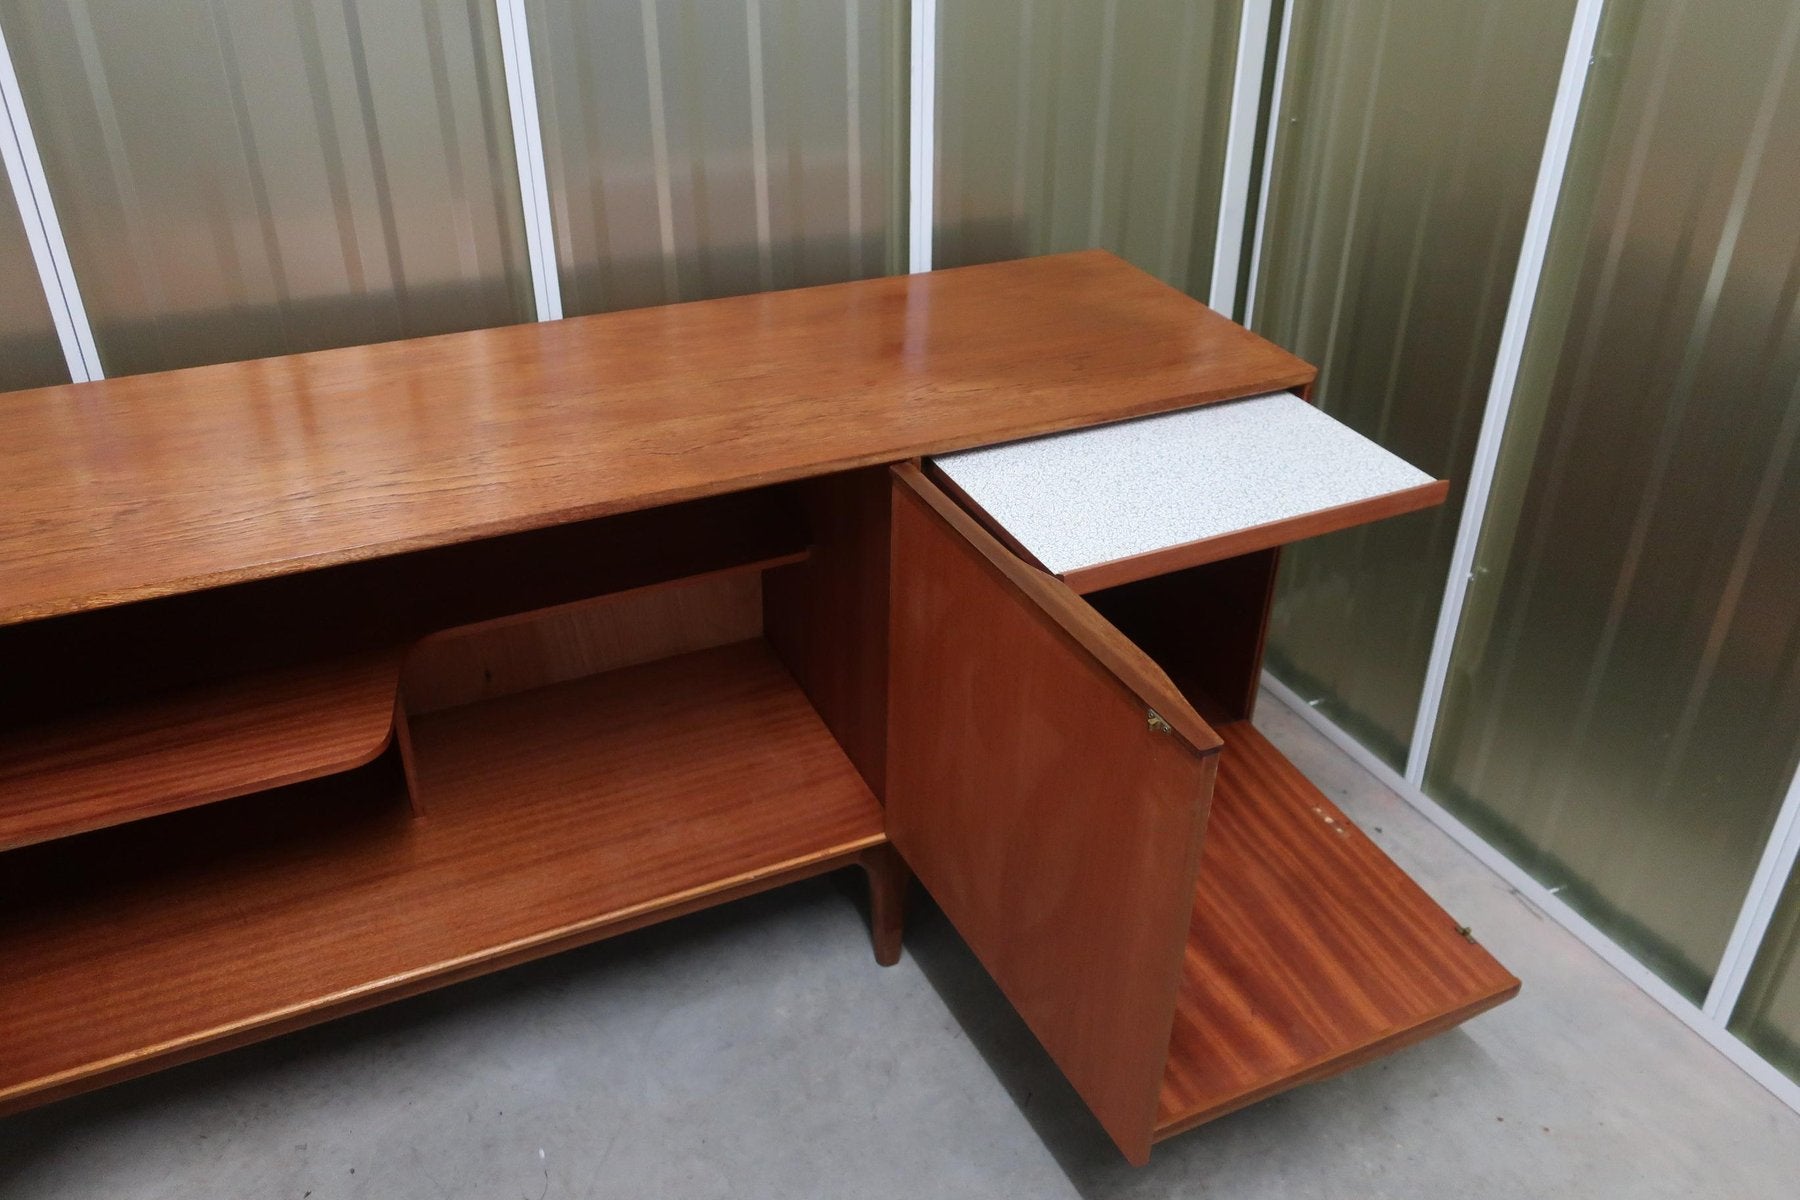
886;465;1219;1164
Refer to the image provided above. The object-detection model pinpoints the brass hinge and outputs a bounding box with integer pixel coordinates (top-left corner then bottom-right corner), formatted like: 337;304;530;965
1147;709;1173;734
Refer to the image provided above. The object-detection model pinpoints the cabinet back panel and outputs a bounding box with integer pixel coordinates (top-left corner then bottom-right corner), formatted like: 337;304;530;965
0;486;805;728
403;569;767;714
1085;549;1281;725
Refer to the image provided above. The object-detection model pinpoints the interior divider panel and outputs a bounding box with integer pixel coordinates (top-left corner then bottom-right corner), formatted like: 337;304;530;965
887;464;1218;1166
0;652;404;851
928;391;1446;594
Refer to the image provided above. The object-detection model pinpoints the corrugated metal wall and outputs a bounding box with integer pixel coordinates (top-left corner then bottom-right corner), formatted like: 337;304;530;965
0;0;535;376
1252;0;1577;768
933;0;1242;294
1427;0;1800;1003
526;0;904;314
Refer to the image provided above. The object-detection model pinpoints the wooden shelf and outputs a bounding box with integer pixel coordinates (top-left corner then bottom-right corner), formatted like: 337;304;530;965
1155;721;1518;1139
0;640;885;1113
0;653;403;851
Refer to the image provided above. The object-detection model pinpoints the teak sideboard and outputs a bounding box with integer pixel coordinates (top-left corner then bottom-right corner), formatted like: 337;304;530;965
0;252;1517;1165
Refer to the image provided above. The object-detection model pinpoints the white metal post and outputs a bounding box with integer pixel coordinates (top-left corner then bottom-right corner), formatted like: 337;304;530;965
1208;0;1274;318
1706;767;1800;1021
495;0;563;321
1239;0;1295;328
1403;0;1607;786
907;0;936;273
0;16;101;381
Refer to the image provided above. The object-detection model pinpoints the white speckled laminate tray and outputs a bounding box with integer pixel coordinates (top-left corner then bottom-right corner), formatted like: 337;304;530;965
929;392;1441;592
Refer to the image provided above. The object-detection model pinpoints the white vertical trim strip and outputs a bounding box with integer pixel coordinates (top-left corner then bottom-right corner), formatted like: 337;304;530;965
907;0;937;273
1706;767;1800;1020
1702;9;1800;1024
1085;0;1118;249
1403;0;1606;785
845;0;865;276
1240;0;1294;326
1208;0;1274;316
0;16;101;382
744;0;774;290
1261;670;1800;1117
495;0;562;321
638;0;680;300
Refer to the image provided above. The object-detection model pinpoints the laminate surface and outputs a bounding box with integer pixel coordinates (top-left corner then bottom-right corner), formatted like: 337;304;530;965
930;392;1443;592
0;653;402;851
1155;720;1520;1137
0;252;1311;626
0;640;884;1113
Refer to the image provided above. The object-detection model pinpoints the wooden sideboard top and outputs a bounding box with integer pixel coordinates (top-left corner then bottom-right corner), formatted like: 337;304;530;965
0;251;1311;626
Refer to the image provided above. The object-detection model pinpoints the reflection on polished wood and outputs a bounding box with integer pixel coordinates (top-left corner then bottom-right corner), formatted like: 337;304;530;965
1155;720;1520;1138
0;251;1311;626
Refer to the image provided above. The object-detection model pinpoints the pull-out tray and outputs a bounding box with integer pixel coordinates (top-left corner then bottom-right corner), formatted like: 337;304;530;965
929;392;1445;593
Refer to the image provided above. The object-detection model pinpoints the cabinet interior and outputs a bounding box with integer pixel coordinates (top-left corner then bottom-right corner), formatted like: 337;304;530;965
0;473;894;1114
0;457;1515;1159
895;464;1518;1159
1091;552;1518;1141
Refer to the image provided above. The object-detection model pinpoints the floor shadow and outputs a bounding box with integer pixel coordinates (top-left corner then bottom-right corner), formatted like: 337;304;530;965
902;892;1500;1199
901;895;1134;1182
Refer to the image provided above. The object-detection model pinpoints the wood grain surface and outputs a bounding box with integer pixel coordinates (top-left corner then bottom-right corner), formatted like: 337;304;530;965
887;466;1218;1165
0;252;1311;626
1085;549;1281;727
890;464;1220;756
857;843;911;967
0;653;402;851
402;563;777;713
1155;720;1520;1138
0;640;884;1113
763;468;893;798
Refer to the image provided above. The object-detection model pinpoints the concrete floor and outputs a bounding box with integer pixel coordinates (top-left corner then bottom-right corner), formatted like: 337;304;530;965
5;695;1799;1199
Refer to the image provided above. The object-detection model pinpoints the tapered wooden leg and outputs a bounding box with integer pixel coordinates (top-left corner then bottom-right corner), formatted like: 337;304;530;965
859;843;910;966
